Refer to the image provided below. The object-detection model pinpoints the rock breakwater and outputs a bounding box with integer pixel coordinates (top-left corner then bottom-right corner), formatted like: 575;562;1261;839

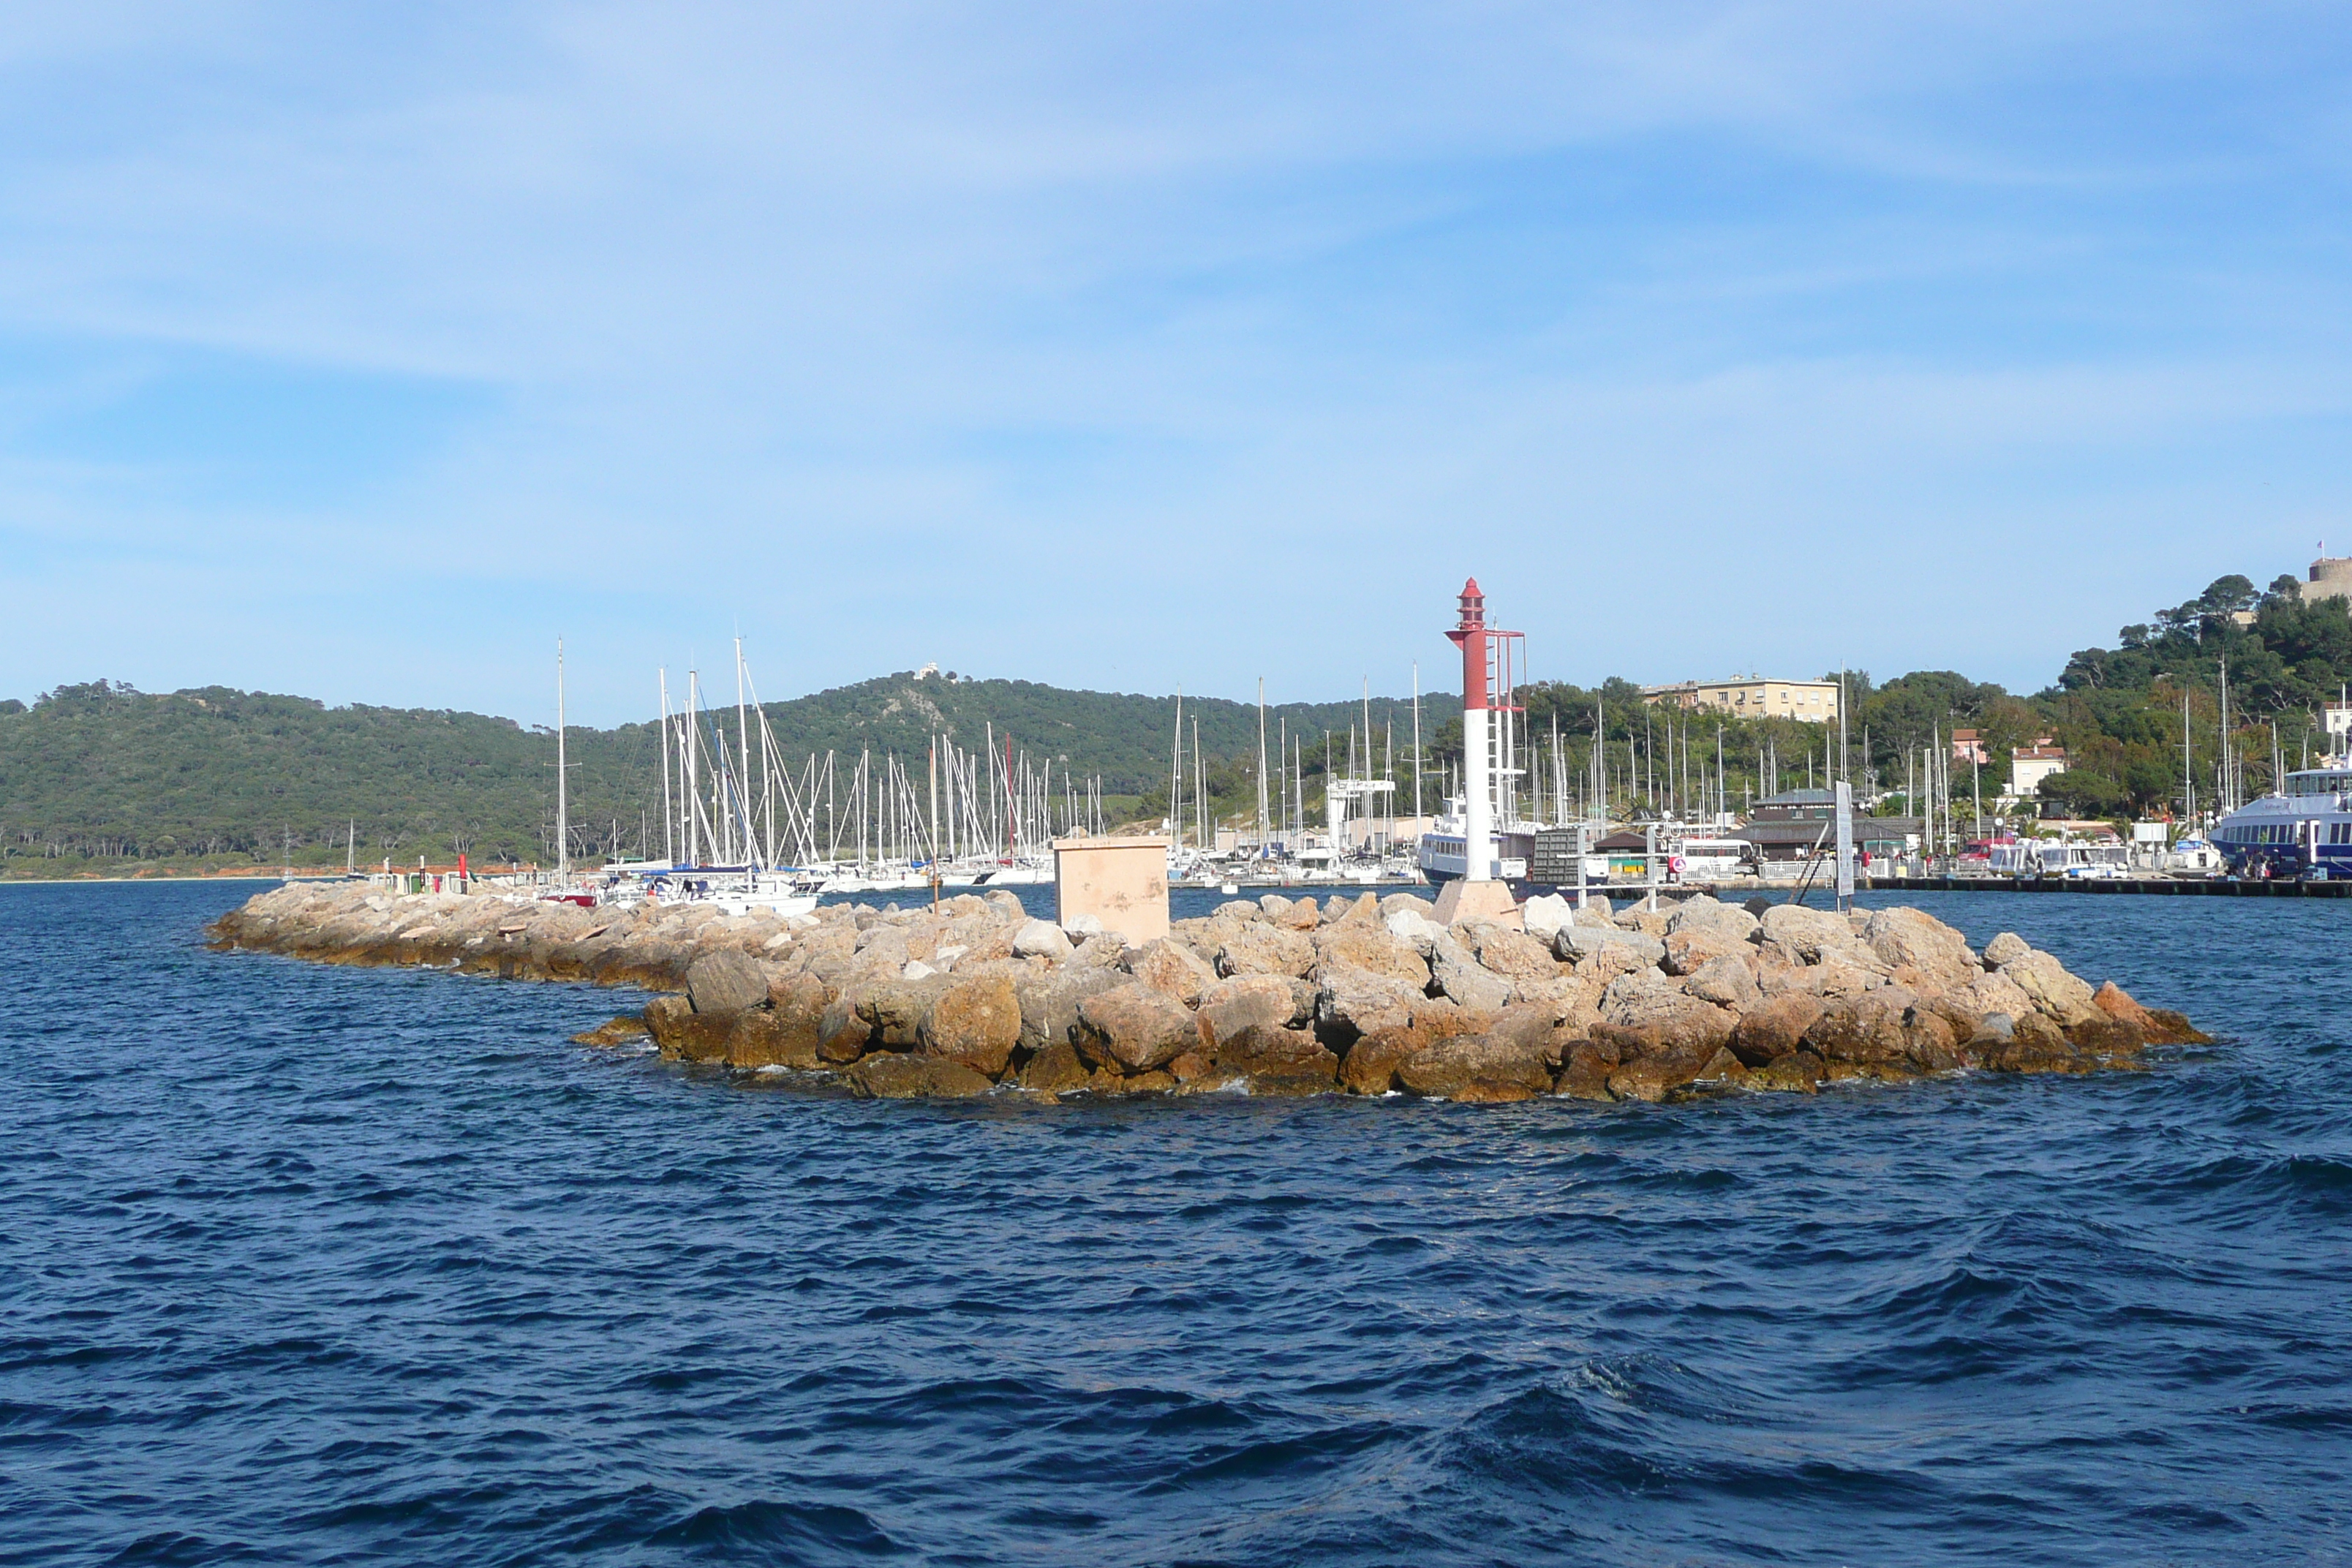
208;883;2209;1102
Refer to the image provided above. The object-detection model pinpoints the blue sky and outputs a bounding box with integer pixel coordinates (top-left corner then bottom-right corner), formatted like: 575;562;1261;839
1;3;2347;725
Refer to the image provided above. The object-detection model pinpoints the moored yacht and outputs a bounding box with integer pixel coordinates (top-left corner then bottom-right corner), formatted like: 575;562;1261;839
2212;766;2352;878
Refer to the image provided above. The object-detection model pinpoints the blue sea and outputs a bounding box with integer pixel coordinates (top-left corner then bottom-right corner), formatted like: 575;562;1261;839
3;880;2348;1566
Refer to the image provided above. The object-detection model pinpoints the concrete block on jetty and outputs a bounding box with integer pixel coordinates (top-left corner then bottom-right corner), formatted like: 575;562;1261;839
208;883;2210;1104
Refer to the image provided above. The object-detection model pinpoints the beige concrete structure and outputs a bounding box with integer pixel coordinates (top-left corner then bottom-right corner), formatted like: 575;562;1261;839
1640;676;1841;723
1433;877;1520;927
1053;835;1169;944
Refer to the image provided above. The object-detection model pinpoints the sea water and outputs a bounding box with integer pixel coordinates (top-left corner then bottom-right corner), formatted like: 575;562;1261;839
2;881;2347;1565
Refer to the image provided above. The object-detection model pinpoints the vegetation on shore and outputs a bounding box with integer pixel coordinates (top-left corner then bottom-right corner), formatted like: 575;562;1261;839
8;568;2345;878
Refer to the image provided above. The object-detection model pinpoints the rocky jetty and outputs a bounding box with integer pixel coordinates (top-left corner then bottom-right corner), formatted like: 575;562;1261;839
209;883;2209;1103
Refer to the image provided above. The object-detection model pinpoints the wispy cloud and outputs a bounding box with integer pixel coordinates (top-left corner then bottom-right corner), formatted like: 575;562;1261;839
0;1;2345;720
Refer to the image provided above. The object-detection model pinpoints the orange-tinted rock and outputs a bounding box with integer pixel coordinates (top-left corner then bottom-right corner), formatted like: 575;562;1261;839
1730;992;1825;1066
918;973;1022;1077
1075;984;1198;1074
848;1055;994;1098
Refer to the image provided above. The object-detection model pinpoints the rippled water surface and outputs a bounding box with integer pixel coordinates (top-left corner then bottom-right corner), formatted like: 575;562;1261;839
4;881;2350;1566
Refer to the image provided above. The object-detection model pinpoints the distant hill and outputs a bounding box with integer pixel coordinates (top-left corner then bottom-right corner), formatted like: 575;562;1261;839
0;672;1450;873
13;568;2349;877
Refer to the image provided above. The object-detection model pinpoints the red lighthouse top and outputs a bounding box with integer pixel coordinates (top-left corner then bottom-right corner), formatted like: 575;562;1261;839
1449;577;1489;709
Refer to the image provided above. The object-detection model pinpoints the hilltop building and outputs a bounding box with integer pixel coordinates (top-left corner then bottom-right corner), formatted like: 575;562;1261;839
2293;557;2352;605
1639;676;1840;723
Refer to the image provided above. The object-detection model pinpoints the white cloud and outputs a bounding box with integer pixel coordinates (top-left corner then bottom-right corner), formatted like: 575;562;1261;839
0;1;2345;720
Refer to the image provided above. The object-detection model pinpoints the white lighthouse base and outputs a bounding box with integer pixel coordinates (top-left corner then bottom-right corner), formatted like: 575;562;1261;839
1433;878;1520;929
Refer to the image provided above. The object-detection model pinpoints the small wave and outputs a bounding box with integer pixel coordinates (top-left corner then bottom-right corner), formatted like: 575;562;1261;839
642;1498;905;1558
1139;1419;1406;1494
101;1530;269;1566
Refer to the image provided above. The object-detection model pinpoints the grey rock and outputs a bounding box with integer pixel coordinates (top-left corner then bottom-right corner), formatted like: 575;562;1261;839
1554;924;1666;966
1983;931;2031;968
1011;919;1074;960
685;949;769;1018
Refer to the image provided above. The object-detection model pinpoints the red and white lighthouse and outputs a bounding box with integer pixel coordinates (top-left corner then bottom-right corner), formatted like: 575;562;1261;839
1434;578;1527;927
1446;578;1494;886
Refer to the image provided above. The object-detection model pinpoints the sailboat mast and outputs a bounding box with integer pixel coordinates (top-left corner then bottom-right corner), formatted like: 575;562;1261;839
686;671;701;867
1411;662;1422;823
1169;690;1184;846
1257;678;1270;853
734;638;752;867
555;638;569;879
658;669;674;866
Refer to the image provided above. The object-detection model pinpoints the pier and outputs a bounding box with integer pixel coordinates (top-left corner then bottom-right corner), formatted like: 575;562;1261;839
1858;875;2352;898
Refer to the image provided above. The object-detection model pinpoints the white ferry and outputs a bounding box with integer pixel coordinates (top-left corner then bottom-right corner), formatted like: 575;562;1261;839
2212;767;2352;878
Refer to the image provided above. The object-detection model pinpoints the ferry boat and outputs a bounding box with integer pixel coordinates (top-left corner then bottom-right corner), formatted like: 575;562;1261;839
2212;767;2352;878
1417;794;1534;886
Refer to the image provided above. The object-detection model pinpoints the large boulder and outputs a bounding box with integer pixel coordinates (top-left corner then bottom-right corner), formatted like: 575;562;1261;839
1753;1050;1828;1093
1664;895;1759;941
1384;909;1447;955
1555;924;1665;968
848;1055;995;1098
1662;924;1752;976
748;973;834;1067
1861;908;1978;992
1681;952;1760;1010
1314;965;1427;1044
1397;1029;1556;1102
723;1009;821;1071
1065;931;1130;970
1017;1040;1090;1093
2089;982;2209;1045
1803;990;1961;1071
1460;921;1559;984
1122;938;1218;1005
1730;992;1825;1065
1555;1037;1620;1100
645;993;731;1062
1430;933;1515;1013
1076;984;1199;1074
685;949;769;1018
1208;1025;1340;1095
2000;949;2100;1026
817;992;872;1061
1757;903;1862;963
1311;922;1430;986
1338;1030;1417;1096
917;973;1023;1077
1520;894;1575;942
1014;964;1126;1052
1260;894;1322;930
1981;1011;2089;1073
1983;931;2032;968
856;973;956;1047
1599;969;1737;1058
1953;968;2035;1025
1509;970;1605;1033
1215;922;1317;979
1011;919;1074;960
1195;974;1302;1050
1603;1036;1725;1102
